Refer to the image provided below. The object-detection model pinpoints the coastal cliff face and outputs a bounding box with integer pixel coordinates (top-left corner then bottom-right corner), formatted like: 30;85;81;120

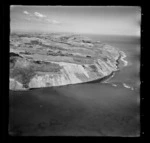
9;33;121;90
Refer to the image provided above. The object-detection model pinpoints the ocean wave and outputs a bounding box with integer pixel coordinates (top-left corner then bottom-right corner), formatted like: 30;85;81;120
123;83;134;90
120;51;128;66
112;83;117;87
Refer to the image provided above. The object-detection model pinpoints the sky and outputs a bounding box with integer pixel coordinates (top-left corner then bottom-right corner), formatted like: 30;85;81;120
10;6;141;36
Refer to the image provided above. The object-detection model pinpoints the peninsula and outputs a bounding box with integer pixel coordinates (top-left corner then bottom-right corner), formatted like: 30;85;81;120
9;33;122;90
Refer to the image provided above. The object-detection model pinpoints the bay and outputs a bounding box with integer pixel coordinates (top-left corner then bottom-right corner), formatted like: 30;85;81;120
9;34;140;136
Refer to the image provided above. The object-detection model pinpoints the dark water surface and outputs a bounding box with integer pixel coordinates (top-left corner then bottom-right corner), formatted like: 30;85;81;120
9;35;140;136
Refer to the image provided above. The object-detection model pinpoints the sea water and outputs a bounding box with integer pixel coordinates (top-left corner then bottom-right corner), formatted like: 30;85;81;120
9;35;140;136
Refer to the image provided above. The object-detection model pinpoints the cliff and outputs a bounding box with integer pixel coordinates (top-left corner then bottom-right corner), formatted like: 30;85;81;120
9;33;121;90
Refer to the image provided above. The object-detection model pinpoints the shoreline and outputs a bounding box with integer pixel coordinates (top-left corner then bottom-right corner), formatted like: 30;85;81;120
9;52;125;91
9;71;116;92
9;33;128;91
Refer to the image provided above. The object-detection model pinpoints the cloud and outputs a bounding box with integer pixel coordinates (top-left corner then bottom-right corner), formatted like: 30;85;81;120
23;11;29;15
34;12;46;18
52;20;60;24
46;19;61;24
23;11;62;25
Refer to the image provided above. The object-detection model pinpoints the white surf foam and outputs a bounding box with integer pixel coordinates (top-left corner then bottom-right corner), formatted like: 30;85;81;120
112;83;117;87
120;51;128;66
123;83;134;90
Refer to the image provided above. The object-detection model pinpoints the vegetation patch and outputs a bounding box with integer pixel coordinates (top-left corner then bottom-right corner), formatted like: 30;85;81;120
10;66;36;88
10;53;22;69
89;65;98;72
10;56;62;88
32;61;62;72
30;40;42;45
102;57;108;62
73;57;93;64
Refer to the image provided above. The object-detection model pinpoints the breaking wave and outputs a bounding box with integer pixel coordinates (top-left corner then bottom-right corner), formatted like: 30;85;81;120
120;51;128;66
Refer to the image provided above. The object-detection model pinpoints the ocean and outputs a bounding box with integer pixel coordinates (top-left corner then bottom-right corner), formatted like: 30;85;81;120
85;34;140;90
9;35;140;136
